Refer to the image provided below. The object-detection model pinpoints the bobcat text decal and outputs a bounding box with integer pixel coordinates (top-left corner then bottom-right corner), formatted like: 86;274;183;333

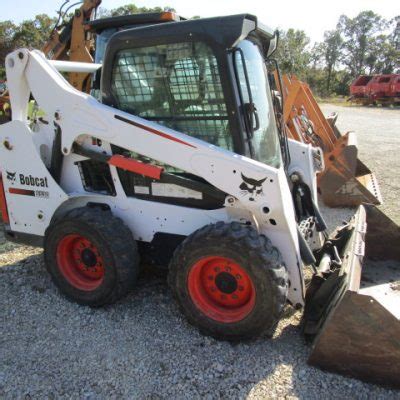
19;174;48;188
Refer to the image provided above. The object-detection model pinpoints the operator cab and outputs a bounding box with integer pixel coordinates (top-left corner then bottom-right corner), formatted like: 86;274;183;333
88;14;290;211
99;14;284;168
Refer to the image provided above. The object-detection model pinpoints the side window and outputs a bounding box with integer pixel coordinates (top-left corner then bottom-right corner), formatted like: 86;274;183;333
111;42;233;151
233;41;281;168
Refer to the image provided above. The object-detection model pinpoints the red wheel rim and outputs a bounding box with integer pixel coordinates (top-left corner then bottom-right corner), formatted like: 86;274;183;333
56;234;105;291
187;256;256;323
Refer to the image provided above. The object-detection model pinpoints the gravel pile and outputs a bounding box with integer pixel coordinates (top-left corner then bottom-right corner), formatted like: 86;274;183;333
1;105;399;399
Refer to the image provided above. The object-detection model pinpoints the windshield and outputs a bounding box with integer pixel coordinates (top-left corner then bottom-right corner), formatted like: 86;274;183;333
234;39;281;168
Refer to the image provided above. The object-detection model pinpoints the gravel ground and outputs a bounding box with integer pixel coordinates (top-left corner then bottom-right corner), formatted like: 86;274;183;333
1;105;399;399
320;103;400;225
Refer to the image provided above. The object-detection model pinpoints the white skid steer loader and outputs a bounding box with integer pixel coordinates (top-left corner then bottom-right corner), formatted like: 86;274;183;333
0;15;399;388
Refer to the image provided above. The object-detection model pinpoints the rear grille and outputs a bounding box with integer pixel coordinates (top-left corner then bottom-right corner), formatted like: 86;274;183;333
77;160;115;196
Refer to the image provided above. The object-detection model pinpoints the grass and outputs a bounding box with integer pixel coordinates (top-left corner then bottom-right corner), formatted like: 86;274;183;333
314;96;351;105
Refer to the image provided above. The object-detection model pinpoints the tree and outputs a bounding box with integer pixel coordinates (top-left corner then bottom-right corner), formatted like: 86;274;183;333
322;29;342;91
274;29;311;79
386;16;400;73
0;21;17;79
337;10;387;76
0;7;397;97
98;4;175;18
12;14;56;49
391;15;400;50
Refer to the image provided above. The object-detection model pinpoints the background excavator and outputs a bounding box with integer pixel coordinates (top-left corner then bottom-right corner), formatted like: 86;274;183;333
0;0;100;120
41;0;101;91
1;2;399;389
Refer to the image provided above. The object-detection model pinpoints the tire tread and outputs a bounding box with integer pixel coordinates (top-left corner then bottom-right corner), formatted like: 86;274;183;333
168;221;288;340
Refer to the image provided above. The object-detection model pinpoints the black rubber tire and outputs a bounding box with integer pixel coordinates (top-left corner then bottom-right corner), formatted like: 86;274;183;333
44;206;139;306
168;221;288;340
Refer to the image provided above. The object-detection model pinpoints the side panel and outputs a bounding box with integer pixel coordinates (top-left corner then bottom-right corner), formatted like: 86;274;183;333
0;121;68;236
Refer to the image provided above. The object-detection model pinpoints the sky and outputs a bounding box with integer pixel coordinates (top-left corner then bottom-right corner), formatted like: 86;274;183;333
2;0;400;43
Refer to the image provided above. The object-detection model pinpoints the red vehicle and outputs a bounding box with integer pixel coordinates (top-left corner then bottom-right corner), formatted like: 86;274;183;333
387;74;400;103
349;74;400;105
368;74;392;103
349;75;374;103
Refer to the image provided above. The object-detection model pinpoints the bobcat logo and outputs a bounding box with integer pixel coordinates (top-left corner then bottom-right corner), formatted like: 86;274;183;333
6;171;16;182
239;173;267;201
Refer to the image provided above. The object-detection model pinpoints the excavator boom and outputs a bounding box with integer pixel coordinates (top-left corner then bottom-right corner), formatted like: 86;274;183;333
42;0;102;91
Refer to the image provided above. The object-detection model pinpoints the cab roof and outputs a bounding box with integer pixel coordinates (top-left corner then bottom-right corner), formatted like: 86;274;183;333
88;12;185;33
104;14;275;50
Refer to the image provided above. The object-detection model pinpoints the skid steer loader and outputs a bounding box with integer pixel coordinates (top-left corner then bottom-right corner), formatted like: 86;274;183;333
0;14;399;388
278;74;382;208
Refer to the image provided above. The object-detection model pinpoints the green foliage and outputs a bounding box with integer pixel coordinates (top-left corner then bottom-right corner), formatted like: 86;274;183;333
0;3;175;74
278;10;399;97
0;20;17;66
322;29;342;92
99;4;175;18
0;5;398;98
274;29;311;80
0;15;56;75
337;11;387;76
12;14;56;49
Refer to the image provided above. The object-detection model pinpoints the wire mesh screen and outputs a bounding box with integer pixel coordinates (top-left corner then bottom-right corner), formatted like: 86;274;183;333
111;42;233;150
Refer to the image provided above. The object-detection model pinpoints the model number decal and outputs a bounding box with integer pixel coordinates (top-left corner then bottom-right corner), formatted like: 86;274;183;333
35;190;50;198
